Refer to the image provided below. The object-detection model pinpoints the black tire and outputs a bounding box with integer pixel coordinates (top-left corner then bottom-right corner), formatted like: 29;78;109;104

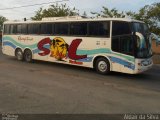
95;57;110;75
24;49;32;62
15;49;23;61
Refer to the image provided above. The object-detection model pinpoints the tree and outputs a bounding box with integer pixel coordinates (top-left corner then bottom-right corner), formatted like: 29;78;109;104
31;3;78;20
92;3;160;34
126;2;160;34
91;7;125;18
0;16;7;31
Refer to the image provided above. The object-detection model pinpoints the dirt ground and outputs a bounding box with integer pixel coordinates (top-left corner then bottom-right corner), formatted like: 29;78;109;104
152;41;160;64
152;40;160;54
1;47;160;114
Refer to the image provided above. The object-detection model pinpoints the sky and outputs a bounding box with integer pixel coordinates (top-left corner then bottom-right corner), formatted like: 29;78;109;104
0;0;159;20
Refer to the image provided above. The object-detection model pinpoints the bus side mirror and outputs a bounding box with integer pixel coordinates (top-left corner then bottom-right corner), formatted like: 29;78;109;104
132;32;136;36
132;32;137;41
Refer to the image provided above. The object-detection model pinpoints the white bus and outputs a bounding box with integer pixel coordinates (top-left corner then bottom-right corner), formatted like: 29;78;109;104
2;16;153;74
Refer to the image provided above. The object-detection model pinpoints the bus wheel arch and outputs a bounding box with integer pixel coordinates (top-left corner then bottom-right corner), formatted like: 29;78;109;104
93;56;111;75
24;48;33;62
15;48;23;61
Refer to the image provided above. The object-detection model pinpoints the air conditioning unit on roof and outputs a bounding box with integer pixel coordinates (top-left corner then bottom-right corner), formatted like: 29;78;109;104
42;16;85;21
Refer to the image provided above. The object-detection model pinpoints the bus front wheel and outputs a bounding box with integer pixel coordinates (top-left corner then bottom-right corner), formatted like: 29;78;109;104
15;49;23;61
95;57;110;75
24;49;32;62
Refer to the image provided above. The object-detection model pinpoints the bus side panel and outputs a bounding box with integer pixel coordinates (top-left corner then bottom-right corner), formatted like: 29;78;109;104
2;35;137;74
104;55;135;74
2;35;112;68
109;52;136;74
35;36;112;68
2;45;15;56
2;35;16;56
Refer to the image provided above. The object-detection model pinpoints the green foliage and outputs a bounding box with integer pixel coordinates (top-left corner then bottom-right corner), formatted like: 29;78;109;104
126;3;160;34
91;7;125;18
0;16;7;31
31;2;160;34
91;2;160;34
31;3;78;20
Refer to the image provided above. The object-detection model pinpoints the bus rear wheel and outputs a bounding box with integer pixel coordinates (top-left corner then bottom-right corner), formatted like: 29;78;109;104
15;49;23;61
24;49;32;62
95;57;110;75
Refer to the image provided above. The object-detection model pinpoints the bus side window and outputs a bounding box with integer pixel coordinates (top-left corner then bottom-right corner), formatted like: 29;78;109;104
112;37;120;52
40;23;47;34
41;23;53;35
10;25;17;34
28;24;32;34
120;36;134;55
70;22;87;36
21;24;27;34
88;21;110;37
112;21;131;36
17;24;22;34
4;25;10;34
28;24;40;34
55;23;69;35
112;21;134;56
34;24;40;34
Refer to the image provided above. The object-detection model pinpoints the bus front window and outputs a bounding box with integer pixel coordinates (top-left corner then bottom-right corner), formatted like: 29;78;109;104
132;22;152;58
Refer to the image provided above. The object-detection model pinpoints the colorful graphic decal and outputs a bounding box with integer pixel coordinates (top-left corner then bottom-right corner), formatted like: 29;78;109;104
50;37;68;60
3;36;135;70
68;39;87;60
37;37;87;63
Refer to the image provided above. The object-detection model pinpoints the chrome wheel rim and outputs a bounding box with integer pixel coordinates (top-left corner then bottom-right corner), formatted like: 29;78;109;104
25;52;31;61
98;61;107;72
17;50;23;60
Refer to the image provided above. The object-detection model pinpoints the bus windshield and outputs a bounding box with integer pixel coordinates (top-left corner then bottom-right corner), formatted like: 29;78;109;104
132;22;152;58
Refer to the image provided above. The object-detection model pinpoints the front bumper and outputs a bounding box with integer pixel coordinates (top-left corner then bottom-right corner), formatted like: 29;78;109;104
133;57;153;74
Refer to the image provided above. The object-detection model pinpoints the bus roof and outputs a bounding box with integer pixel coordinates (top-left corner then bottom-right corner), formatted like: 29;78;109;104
4;16;144;24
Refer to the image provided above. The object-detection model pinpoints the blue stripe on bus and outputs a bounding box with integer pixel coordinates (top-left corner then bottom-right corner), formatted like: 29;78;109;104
3;41;17;49
109;56;135;70
77;57;93;62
